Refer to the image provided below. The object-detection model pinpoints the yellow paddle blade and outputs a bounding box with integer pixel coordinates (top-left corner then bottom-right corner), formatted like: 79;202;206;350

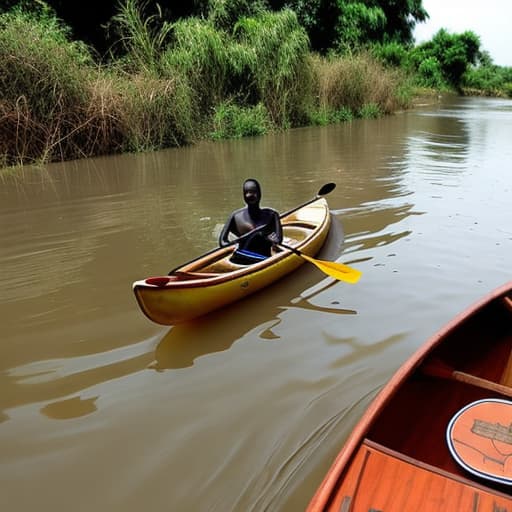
300;254;362;283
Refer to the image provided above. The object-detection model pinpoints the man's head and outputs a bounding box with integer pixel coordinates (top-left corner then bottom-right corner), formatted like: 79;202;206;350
243;178;261;206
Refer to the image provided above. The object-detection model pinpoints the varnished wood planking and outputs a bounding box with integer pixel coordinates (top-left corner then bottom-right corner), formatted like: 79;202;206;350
328;442;512;511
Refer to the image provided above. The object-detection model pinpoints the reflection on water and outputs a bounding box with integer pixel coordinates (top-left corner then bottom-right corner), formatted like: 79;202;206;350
1;96;511;512
41;395;98;420
1;337;159;417
153;279;357;371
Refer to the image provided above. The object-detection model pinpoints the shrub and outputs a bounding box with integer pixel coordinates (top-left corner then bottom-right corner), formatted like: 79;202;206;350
308;106;353;126
358;102;382;119
416;56;445;88
371;41;408;67
409;29;481;90
210;101;270;139
463;64;512;97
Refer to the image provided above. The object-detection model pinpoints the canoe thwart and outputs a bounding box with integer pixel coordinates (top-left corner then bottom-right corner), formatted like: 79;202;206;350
422;357;512;398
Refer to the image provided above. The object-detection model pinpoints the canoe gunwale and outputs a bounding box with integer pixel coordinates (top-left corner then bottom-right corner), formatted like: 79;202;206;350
135;248;302;290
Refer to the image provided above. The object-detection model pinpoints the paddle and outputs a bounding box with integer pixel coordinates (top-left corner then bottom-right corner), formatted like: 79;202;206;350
168;183;337;275
278;243;362;284
279;182;336;217
422;358;512;399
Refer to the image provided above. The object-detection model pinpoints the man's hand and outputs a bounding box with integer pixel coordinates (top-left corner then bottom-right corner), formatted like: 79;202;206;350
267;232;280;244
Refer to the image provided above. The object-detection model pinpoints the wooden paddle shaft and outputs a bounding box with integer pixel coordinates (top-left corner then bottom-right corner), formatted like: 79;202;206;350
452;370;512;398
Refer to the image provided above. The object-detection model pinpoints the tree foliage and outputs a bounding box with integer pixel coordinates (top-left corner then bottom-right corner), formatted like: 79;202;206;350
1;1;430;55
409;29;481;89
335;2;386;51
268;0;428;52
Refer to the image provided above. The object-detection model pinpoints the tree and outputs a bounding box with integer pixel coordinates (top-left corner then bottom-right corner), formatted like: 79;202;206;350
411;29;481;89
267;0;428;52
335;2;386;50
266;0;338;52
379;0;428;45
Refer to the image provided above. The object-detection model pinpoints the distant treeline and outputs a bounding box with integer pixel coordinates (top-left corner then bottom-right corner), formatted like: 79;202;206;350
1;0;511;168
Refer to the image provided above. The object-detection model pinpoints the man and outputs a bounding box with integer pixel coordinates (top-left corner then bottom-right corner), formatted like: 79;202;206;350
219;178;283;264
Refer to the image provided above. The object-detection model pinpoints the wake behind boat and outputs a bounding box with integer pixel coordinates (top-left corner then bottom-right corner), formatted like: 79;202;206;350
308;281;512;511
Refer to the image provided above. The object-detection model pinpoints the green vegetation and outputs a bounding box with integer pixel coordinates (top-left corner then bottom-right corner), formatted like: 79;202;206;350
1;0;510;168
210;102;270;139
373;31;512;96
462;56;512;97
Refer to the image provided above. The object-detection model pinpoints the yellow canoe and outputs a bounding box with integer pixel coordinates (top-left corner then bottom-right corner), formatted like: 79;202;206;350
133;197;331;325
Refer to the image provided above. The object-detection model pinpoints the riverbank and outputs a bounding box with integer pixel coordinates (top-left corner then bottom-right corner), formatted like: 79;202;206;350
3;3;511;171
9;5;509;173
0;6;417;170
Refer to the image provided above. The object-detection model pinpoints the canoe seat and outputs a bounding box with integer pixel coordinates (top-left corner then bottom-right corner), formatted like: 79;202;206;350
283;220;317;229
283;223;315;243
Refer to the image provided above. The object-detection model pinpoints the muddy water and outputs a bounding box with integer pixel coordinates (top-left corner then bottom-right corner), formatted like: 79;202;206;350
1;96;511;511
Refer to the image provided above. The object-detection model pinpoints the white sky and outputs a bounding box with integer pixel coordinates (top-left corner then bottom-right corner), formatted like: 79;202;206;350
413;0;512;67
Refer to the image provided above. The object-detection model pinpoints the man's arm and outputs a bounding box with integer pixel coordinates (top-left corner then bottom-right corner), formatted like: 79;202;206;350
219;214;236;247
267;210;283;244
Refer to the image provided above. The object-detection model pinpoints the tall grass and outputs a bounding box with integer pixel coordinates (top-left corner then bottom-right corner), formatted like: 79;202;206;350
109;0;172;75
1;1;414;168
114;72;197;151
0;3;198;166
210;101;270;139
310;52;408;120
161;18;230;113
234;9;312;126
0;6;93;165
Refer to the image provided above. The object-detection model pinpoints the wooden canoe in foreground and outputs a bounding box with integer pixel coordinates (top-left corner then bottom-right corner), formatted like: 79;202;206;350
133;197;331;325
308;281;512;511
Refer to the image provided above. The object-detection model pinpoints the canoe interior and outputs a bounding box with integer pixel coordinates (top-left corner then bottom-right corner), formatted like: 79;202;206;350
177;207;326;276
365;291;512;491
184;222;316;275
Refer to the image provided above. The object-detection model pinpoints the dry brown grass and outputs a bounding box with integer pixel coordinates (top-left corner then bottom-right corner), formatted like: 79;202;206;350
311;52;403;114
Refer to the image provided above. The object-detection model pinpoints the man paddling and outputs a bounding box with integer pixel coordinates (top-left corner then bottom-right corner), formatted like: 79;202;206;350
219;178;283;264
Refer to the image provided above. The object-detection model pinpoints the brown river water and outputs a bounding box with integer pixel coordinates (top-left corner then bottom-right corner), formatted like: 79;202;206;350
1;96;511;511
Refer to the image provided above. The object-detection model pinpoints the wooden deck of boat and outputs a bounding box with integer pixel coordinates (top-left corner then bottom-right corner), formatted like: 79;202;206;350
324;439;512;511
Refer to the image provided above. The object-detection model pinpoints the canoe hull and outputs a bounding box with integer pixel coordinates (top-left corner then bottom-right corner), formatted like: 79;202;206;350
308;281;512;511
133;198;331;324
